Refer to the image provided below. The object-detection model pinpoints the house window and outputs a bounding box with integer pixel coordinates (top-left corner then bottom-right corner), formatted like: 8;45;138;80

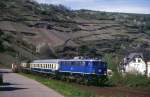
133;59;136;62
138;59;141;63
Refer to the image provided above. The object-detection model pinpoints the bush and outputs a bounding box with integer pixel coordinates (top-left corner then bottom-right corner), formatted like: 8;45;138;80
106;73;123;86
123;74;150;87
106;71;150;88
104;53;121;72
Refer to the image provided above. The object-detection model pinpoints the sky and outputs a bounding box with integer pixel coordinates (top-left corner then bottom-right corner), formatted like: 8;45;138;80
35;0;150;14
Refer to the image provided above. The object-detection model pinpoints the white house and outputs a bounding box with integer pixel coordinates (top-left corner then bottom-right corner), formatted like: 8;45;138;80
119;53;147;75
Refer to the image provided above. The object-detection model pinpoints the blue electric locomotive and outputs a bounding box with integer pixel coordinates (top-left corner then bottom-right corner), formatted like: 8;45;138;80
59;59;107;75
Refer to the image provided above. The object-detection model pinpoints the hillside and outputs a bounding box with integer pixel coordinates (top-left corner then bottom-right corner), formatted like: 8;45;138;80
0;0;150;67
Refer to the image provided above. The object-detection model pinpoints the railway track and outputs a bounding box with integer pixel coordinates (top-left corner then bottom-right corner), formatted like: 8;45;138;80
75;84;150;97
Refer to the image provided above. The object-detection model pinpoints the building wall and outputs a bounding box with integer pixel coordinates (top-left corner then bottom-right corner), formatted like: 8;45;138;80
147;62;150;77
125;57;146;75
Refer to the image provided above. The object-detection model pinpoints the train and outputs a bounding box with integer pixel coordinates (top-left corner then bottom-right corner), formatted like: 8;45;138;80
20;58;107;85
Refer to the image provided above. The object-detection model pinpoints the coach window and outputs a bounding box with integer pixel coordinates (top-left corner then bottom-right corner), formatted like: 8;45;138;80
51;64;53;69
48;64;49;68
53;64;55;69
54;64;56;69
42;64;43;68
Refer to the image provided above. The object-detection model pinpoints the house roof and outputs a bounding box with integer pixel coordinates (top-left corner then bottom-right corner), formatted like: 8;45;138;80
127;53;143;59
123;53;144;64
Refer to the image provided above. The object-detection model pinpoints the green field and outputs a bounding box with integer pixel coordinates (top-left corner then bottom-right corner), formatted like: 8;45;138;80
20;73;125;97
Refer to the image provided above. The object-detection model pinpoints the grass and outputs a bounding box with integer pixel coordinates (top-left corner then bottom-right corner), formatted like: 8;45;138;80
20;73;125;97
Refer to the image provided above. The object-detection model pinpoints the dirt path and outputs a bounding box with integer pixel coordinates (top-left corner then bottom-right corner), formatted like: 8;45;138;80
0;69;64;97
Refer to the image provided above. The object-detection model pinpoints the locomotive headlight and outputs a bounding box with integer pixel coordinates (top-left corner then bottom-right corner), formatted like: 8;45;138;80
104;71;107;75
98;69;101;72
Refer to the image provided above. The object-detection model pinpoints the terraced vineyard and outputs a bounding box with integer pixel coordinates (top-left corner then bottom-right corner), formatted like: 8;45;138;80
0;0;150;66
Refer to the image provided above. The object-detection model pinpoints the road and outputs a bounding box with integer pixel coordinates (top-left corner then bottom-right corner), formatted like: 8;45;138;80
0;69;64;97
